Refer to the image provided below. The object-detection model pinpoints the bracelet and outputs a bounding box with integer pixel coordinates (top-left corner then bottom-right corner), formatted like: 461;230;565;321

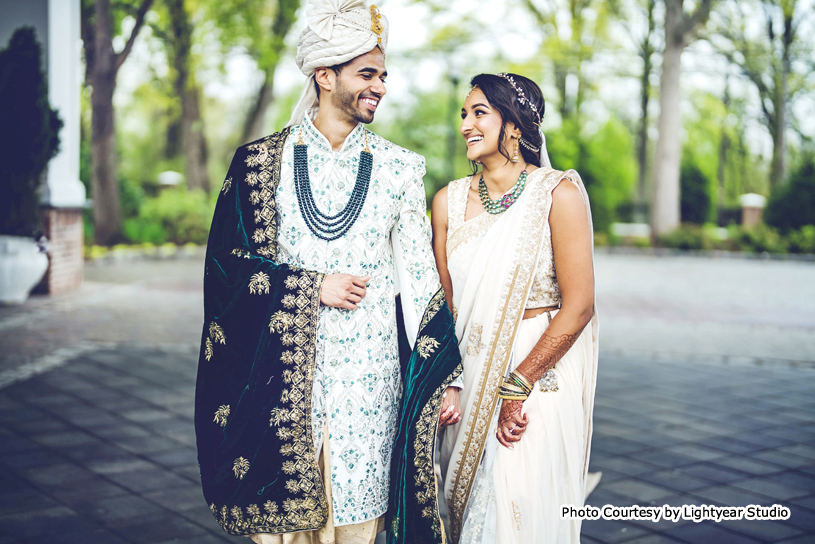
497;370;533;401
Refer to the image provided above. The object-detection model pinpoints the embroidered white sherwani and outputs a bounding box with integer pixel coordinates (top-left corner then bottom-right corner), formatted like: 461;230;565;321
273;117;440;526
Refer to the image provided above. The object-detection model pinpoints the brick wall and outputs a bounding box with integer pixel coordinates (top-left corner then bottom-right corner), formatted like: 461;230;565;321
41;207;83;295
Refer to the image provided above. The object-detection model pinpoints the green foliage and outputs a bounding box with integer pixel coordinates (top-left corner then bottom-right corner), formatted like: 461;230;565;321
765;159;815;232
659;224;724;251
0;27;62;236
124;187;215;245
548;118;637;233
680;163;713;224
727;224;789;254
788;226;815;254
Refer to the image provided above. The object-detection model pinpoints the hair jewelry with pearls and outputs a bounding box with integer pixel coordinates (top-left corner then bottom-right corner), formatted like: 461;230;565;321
497;72;542;126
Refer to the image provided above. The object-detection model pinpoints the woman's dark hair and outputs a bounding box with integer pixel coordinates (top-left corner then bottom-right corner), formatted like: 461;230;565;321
468;73;545;169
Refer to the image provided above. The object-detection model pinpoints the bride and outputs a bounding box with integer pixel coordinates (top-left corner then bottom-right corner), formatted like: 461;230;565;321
433;73;600;543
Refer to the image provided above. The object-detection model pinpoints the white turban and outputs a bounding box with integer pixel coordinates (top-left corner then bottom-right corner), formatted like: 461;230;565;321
286;0;389;127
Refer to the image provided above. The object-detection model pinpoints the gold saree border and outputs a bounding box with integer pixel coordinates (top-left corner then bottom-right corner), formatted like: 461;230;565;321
447;169;566;542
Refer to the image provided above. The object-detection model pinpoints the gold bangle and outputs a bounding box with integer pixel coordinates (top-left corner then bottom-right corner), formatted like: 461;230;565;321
509;370;534;394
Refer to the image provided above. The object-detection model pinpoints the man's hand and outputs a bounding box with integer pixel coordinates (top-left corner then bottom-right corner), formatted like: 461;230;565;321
320;274;370;310
439;387;461;427
496;399;527;449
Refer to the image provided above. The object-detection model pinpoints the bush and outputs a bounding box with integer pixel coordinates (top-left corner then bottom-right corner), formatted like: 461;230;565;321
0;27;62;236
125;187;215;245
727;224;788;254
680;163;712;224
765;159;815;232
787;226;815;254
659;224;720;251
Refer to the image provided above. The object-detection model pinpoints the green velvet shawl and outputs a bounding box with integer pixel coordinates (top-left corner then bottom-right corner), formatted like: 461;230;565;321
194;128;461;539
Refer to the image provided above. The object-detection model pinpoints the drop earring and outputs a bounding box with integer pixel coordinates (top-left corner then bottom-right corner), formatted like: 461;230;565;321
511;138;520;163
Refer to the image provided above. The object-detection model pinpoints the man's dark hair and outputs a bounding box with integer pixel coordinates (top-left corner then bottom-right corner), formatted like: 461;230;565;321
468;73;545;168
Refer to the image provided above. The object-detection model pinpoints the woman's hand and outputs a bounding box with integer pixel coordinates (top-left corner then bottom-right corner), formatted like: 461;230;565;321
439;387;462;426
320;274;369;310
496;399;527;449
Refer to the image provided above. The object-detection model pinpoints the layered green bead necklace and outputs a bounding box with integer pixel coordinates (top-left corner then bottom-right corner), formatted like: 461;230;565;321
478;170;528;214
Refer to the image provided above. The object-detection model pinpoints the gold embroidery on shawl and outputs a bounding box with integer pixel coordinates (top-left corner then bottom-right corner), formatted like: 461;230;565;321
512;502;522;530
204;338;213;361
213;405;230;427
416;336;440;359
233;457;250;480
222;176;232;194
249;272;271;294
447;169;564;541
466;324;485;356
420;288;446;331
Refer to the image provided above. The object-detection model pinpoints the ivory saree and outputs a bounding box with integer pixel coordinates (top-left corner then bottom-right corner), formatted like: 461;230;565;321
439;168;600;543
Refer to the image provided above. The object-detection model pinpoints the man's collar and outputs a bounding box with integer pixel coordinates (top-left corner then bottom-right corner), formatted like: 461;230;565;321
301;115;367;154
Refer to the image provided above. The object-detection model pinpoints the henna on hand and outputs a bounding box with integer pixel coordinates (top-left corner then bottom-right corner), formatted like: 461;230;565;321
515;331;579;384
496;399;527;448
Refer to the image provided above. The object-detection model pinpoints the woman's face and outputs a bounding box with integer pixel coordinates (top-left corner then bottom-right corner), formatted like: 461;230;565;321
460;87;509;164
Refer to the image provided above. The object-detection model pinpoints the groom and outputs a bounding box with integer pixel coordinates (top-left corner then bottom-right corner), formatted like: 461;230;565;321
194;1;460;542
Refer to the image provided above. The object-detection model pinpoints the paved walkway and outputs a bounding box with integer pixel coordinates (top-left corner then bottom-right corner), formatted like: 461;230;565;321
0;254;813;543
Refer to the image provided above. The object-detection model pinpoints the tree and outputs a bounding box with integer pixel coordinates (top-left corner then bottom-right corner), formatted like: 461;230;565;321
651;0;715;237
523;0;620;122
82;0;155;245
635;0;658;205
714;0;815;187
205;0;301;144
153;0;211;192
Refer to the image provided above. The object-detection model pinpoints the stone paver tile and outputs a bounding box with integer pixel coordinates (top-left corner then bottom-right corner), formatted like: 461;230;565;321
0;487;60;515
593;437;650;456
143;484;206;513
668;443;730;462
663;521;761;543
0;448;65;470
714;455;786;476
119;408;175;424
680;462;753;484
602;478;675;502
637;469;717;493
730;478;813;501
784;506;815;531
0;506;98;540
107;514;209;544
18;462;100;488
617;534;686;544
155;534;240;544
790;495;815;512
696;437;769;455
750;450;813;470
88;494;168;523
778;445;815;461
581;518;650;543
29;430;102;449
589;456;663;477
84;457;159;476
115;435;188;455
145;448;199;469
628;449;698;469
718;519;802;542
104;467;194;493
689;485;781;507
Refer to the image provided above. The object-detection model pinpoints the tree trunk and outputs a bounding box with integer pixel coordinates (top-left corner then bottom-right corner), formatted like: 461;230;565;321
652;37;683;235
637;0;656;205
83;0;154;245
90;70;122;245
168;0;210;192
651;0;713;237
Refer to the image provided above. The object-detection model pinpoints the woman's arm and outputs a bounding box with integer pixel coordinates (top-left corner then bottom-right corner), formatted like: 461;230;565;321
432;185;462;426
498;177;594;447
431;186;454;309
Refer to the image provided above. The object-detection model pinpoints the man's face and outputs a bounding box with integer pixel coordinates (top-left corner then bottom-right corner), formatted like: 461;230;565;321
329;47;387;124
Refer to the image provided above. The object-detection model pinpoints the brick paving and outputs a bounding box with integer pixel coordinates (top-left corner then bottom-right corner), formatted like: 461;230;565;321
0;254;813;543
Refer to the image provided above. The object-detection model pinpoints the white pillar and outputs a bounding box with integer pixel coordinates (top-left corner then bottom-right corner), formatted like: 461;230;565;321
41;0;86;208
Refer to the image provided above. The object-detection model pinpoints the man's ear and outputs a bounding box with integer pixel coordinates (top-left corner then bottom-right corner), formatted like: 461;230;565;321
315;67;332;94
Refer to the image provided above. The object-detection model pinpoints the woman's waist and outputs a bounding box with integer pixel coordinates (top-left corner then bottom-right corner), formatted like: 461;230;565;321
522;305;559;320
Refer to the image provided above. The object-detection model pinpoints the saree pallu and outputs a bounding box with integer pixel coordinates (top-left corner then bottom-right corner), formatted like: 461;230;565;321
440;168;599;544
